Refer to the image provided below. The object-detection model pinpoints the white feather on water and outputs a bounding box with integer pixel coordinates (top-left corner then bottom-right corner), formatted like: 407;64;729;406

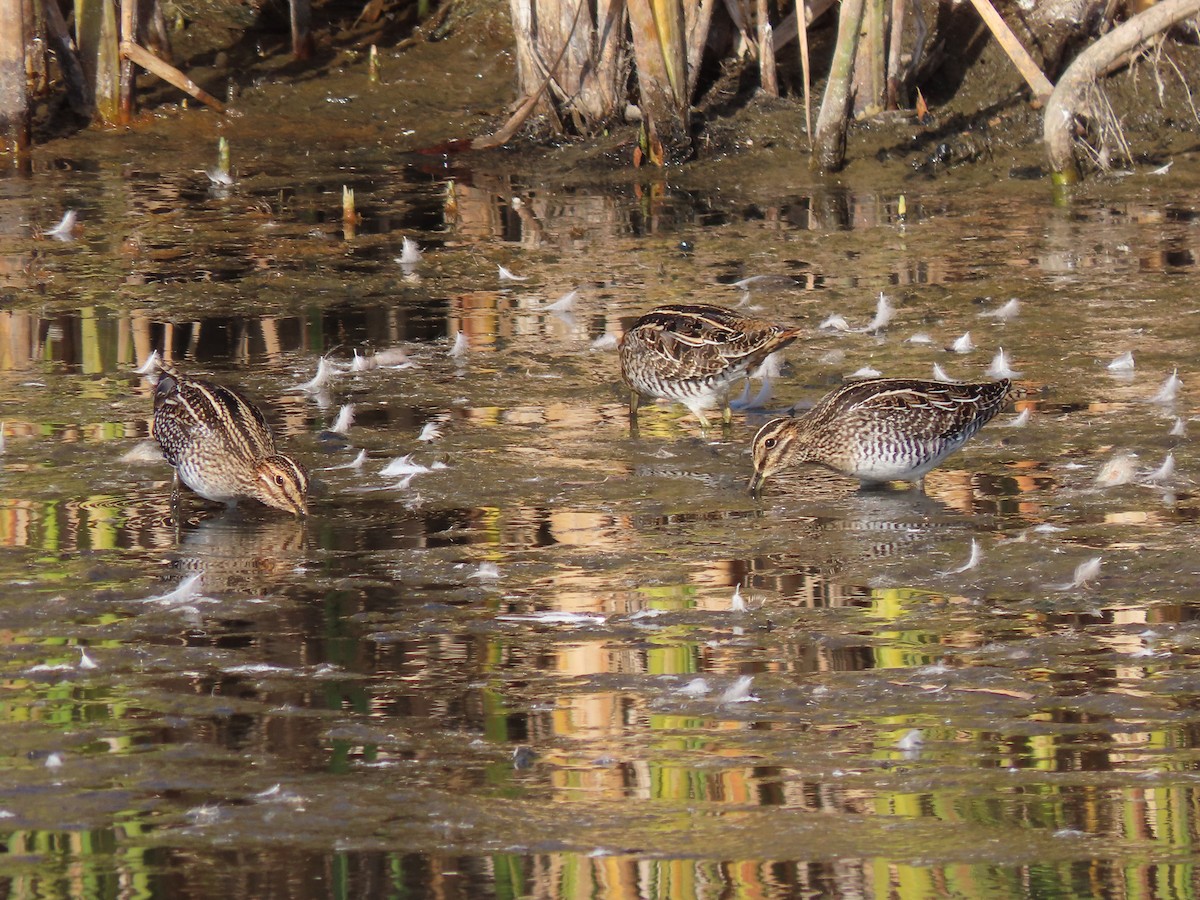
932;363;957;382
450;332;469;359
396;236;422;267
545;290;578;312
819;314;851;332
144;574;206;606
731;585;746;612
294;357;336;393
323;449;367;471
980;298;1020;321
1003;408;1031;427
1107;351;1135;371
1169;417;1187;437
331;404;354;434
719;676;758;704
986;348;1021;379
135;350;161;375
498;264;528;282
1151;369;1182;403
1143;452;1175;484
43;210;78;241
939;539;982;575
950;332;974;353
1052;557;1102;591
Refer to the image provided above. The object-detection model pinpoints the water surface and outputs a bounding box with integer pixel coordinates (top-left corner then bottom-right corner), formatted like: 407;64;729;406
4;111;1200;898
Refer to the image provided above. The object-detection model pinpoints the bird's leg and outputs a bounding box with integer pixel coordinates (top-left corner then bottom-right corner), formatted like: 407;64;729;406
628;390;641;438
721;403;734;437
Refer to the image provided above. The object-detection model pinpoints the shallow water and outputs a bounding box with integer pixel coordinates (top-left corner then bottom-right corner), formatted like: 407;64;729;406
5;110;1200;898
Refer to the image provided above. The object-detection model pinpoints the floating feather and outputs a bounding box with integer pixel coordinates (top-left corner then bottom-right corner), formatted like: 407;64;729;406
545;289;578;312
819;314;851;332
350;350;378;372
469;562;500;580
932;362;957;382
950;332;974;353
940;538;982;575
719;675;758;704
1170;417;1187;437
205;168;234;186
591;333;619;351
1053;556;1103;591
498;264;528;282
418;421;443;442
906;332;933;344
677;677;712;697
144;573;204;605
1004;408;1032;428
396;236;422;267
380;454;431;478
330;404;354;434
322;449;367;471
731;585;746;612
1107;351;1135;371
375;347;416;369
294;357;336;393
134;349;161;375
78;647;98;670
851;367;882;378
450;331;469;359
863;292;894;333
986;347;1021;379
980;298;1020;320
43;209;78;241
1144;452;1176;484
1151;369;1183;403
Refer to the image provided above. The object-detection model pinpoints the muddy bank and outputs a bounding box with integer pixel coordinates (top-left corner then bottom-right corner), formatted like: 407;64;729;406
29;1;1200;193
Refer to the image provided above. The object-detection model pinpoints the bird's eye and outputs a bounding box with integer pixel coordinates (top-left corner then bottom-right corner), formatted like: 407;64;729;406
764;437;777;450
275;474;286;486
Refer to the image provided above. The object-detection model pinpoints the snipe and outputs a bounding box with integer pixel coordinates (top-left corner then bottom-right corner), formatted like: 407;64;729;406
152;367;309;516
619;304;802;430
750;377;1011;496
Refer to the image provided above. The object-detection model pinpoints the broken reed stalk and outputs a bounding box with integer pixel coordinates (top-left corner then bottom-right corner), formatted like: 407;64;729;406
813;0;865;171
342;185;356;240
965;0;1052;102
120;42;226;113
1044;0;1200;182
